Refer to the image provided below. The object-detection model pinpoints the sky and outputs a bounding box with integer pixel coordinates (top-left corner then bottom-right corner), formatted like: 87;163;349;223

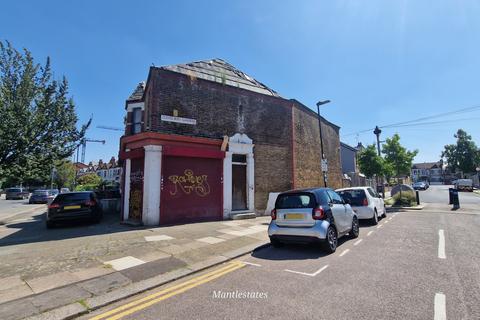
1;0;480;164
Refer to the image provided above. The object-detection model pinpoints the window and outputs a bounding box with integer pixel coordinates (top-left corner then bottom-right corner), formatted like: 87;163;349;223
367;188;377;198
327;190;344;204
132;108;142;134
337;189;367;206
276;193;315;209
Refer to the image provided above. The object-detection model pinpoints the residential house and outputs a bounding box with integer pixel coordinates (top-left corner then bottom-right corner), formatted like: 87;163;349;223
411;162;444;184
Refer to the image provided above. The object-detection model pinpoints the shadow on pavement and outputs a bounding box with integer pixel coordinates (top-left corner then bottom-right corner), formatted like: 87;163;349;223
0;210;134;247
251;236;349;261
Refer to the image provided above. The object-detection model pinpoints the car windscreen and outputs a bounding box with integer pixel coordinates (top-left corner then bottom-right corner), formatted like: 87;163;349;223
7;188;21;192
33;190;49;195
337;189;367;206
53;193;92;203
275;193;315;209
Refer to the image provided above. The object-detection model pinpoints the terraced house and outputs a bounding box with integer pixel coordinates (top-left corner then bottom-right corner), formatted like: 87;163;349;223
120;59;342;226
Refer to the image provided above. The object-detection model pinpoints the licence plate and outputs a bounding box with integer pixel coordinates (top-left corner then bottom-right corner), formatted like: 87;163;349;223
64;205;81;210
285;213;304;220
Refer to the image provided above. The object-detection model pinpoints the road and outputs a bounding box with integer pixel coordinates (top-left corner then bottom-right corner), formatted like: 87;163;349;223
0;195;45;224
418;184;480;212
82;187;480;320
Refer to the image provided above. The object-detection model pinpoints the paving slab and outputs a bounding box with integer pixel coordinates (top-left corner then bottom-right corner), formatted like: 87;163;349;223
30;285;91;313
25;271;81;294
0;298;38;320
144;235;175;242
0;283;33;304
196;236;225;244
71;266;114;281
119;256;187;283
77;272;131;296
104;256;146;271
0;275;24;291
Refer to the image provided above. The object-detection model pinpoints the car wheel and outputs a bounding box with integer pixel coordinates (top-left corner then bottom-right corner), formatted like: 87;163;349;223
350;217;359;239
322;226;338;253
371;209;378;225
270;237;283;248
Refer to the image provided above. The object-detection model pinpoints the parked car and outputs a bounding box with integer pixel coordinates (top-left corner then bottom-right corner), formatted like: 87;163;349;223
454;179;473;192
268;188;359;253
336;187;386;225
46;191;103;228
29;190;52;204
60;188;70;193
413;181;427;190
5;187;29;200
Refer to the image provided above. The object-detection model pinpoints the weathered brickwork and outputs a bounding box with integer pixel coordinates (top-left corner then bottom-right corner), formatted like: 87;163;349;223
136;67;342;211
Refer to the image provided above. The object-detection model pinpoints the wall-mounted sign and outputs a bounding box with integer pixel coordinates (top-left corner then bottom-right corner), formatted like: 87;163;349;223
161;115;197;125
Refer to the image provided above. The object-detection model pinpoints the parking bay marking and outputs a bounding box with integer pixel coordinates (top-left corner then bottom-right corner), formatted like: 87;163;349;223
438;229;446;259
89;261;245;320
241;261;261;267
284;265;328;277
434;293;446;320
367;231;374;236
339;249;350;257
353;239;362;246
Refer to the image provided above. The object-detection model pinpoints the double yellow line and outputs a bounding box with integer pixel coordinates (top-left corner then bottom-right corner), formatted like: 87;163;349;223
89;261;245;320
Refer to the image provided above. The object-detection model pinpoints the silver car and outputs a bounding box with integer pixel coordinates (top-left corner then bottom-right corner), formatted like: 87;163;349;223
268;188;359;253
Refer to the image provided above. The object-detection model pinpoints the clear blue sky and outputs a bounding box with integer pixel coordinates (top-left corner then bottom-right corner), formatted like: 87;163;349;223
2;0;480;164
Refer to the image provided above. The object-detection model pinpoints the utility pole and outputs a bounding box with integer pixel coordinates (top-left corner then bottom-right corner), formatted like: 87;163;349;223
373;126;384;198
316;100;331;188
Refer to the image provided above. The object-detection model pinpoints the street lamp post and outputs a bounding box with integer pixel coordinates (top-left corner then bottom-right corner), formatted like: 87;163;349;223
316;100;331;188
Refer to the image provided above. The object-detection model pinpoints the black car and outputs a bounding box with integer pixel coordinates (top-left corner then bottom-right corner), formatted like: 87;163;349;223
46;191;103;228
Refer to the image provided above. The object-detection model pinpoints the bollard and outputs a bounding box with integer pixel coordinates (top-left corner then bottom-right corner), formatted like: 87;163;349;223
416;190;420;205
452;189;460;210
448;188;454;205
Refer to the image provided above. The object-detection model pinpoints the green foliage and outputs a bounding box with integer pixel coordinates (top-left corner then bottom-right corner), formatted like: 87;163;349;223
76;173;102;186
54;160;76;189
392;192;417;207
74;184;98;191
357;144;384;179
382;134;418;178
0;40;90;184
441;129;480;175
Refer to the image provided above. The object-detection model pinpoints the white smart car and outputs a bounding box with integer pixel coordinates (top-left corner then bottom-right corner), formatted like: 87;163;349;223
336;187;386;225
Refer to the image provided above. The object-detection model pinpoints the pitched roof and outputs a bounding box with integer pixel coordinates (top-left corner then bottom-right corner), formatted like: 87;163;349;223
127;81;146;102
412;162;441;170
340;142;358;152
159;58;281;97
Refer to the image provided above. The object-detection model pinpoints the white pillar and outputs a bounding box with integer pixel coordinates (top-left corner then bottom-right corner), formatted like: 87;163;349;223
223;152;233;219
142;145;162;226
123;158;131;221
247;153;255;211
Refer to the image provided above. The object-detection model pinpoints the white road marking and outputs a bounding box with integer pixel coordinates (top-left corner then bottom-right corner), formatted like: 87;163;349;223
384;220;389;224
241;261;262;267
376;224;383;229
196;236;225;244
388;217;392;221
438;229;446;259
284;265;328;277
339;249;350;257
367;231;374;236
353;239;363;246
434;293;446;320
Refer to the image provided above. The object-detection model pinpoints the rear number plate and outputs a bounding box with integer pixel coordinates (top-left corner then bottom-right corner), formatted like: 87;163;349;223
64;205;81;210
285;213;304;220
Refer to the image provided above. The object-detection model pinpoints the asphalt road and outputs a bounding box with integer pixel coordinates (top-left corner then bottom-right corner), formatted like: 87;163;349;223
83;203;480;319
0;196;45;224
418;185;480;212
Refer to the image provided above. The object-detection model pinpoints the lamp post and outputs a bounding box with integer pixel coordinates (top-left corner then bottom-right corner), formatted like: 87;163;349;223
316;100;331;188
373;126;384;197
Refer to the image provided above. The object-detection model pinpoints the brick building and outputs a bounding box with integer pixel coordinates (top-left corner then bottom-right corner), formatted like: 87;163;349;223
120;59;342;226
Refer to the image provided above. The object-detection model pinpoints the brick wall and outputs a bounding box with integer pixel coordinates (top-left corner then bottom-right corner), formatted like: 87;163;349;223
145;68;294;211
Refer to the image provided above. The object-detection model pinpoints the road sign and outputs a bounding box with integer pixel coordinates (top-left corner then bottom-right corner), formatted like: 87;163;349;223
321;159;328;172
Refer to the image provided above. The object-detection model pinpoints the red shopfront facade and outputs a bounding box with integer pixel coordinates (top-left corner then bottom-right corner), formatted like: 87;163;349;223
120;133;225;226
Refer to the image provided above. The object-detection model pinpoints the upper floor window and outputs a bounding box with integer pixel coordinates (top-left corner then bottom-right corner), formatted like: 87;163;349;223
132;108;142;134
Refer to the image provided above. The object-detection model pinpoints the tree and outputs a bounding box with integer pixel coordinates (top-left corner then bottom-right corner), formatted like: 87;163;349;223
77;173;102;186
0;41;90;184
382;134;418;180
441;129;480;175
357;144;384;179
54;160;76;189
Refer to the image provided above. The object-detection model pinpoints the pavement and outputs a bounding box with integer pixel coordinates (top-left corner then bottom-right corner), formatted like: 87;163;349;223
0;201;270;320
82;206;480;320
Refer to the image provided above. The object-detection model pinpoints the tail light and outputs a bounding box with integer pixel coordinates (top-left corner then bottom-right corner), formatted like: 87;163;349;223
363;198;369;206
85;200;96;207
271;208;277;220
312;207;325;220
48;203;60;209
